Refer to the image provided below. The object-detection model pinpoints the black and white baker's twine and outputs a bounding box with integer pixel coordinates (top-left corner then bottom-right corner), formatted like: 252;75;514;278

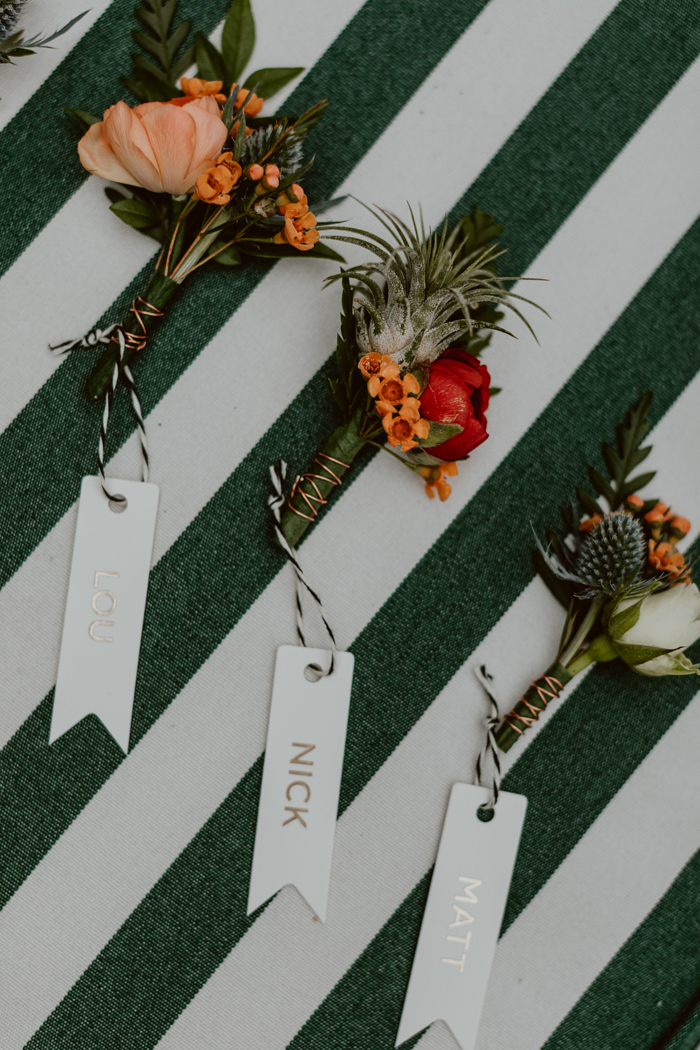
50;325;149;506
473;664;502;810
269;461;337;676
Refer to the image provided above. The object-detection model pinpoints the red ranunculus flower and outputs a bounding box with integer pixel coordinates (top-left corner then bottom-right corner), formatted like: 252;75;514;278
419;348;491;461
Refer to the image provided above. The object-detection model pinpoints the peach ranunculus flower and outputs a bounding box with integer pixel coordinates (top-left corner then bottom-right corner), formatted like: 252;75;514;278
78;97;228;195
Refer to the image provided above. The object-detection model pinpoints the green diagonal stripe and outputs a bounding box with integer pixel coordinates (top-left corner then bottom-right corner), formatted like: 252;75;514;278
542;846;700;1050
288;650;700;1050
0;0;491;592
22;213;700;1049
1;0;698;918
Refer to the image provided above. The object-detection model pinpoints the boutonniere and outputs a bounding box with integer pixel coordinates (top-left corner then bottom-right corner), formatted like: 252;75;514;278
276;204;545;549
493;391;697;754
54;0;340;401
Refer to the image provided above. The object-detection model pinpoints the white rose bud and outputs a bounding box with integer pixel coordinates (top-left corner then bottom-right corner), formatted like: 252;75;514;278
609;583;700;676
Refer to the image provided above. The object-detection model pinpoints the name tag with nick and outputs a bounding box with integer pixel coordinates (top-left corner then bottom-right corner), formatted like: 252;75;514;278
248;645;354;922
396;783;527;1050
50;476;159;754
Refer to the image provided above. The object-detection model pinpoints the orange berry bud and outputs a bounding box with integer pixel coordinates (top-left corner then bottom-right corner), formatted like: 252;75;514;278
246;164;264;180
671;516;691;535
626;493;644;508
579;514;603;533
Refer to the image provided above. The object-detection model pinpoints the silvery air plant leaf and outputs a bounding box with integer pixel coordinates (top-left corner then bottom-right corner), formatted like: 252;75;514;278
324;202;548;370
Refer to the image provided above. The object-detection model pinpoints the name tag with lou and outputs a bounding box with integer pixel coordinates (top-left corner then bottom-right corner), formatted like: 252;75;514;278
248;645;354;922
50;476;159;754
396;783;527;1050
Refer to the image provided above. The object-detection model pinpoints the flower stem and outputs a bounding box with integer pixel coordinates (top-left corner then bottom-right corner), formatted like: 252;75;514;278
84;270;180;401
558;596;605;666
278;413;368;549
365;440;423;472
493;598;611;754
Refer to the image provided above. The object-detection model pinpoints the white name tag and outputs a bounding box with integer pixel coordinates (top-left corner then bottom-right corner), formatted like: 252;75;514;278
396;783;527;1050
248;645;354;922
50;476;159;754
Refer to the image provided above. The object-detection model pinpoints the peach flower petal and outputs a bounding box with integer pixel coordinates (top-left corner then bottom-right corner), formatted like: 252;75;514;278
77;120;140;186
104;101;163;192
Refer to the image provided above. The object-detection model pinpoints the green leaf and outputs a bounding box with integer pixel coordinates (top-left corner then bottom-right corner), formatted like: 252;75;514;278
125;0;192;103
418;421;463;448
64;107;101;131
238;240;345;261
212;243;243;266
109;198;160;229
612;640;675;665
576;486;604;517
195;30;226;82
588;466;615;505
221;0;255;84
606;598;644;640
533;549;577;611
104;188;128;205
232;106;246;154
243;66;304;99
620;471;656;498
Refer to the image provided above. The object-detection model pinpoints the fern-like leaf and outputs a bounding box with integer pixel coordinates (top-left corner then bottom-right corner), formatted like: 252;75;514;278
125;0;194;103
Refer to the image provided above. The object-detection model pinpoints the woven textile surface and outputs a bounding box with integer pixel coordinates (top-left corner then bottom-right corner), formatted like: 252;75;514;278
1;0;700;1047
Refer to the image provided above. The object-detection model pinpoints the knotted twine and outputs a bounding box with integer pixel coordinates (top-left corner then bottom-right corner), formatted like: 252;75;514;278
269;460;337;678
473;664;502;811
50;325;149;507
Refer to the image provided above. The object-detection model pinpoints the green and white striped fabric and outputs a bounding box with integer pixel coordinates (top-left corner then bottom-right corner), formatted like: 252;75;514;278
1;1;700;1047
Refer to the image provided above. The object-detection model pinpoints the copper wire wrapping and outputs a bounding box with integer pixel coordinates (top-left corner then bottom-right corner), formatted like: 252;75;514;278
288;453;351;521
502;675;564;735
111;296;164;353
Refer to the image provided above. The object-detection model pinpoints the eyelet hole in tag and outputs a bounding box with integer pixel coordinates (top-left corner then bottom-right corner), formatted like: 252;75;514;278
108;494;128;514
477;805;496;823
304;662;326;683
248;646;354;922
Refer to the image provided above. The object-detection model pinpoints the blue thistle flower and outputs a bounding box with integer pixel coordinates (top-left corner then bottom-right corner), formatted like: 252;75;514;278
537;510;650;600
576;512;646;597
0;0;26;41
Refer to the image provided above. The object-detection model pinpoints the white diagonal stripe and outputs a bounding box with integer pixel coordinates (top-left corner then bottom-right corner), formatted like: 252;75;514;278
2;50;699;1043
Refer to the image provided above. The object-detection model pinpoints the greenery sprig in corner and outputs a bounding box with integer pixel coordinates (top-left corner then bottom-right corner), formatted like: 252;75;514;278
1;3;87;65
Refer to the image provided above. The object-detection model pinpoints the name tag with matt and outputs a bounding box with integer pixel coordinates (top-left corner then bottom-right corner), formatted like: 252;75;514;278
248;645;354;923
50;476;159;754
396;783;527;1050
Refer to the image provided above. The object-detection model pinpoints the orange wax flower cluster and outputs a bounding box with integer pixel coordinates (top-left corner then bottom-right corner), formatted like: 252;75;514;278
180;77;227;103
358;353;429;453
274;184;319;251
642;500;692;584
194;151;242;206
420;461;459;501
179;79;264;125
